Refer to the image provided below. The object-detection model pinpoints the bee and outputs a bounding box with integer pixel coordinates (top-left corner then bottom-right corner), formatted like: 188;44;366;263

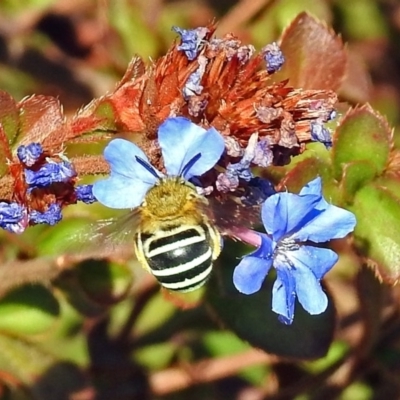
71;173;259;294
134;176;221;292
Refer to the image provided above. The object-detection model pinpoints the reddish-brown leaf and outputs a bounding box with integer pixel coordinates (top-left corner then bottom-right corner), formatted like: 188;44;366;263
339;50;372;103
16;95;65;151
0;91;19;146
276;12;347;91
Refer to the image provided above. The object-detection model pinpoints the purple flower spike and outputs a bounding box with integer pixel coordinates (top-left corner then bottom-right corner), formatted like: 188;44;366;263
30;203;62;226
17;143;43;167
233;177;356;324
93;117;225;209
25;161;76;188
0;202;28;234
75;185;97;204
172;26;209;60
262;42;285;74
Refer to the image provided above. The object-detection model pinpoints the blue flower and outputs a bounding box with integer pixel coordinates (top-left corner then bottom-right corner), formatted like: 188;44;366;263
172;26;209;60
93;117;225;209
17;143;43;167
30;203;62;226
262;42;285;74
25;161;76;188
233;177;356;325
0;202;28;233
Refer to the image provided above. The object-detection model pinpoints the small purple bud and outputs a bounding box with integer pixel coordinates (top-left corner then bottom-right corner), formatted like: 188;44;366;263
172;26;209;60
75;185;97;204
30;203;62;226
236;45;255;64
328;110;337;121
310;122;332;149
25;161;76;188
227;162;253;181
216;170;239;193
262;42;285;74
182;56;207;100
224;137;244;158
0;202;28;234
216;133;259;192
17;143;43;167
253;139;273;167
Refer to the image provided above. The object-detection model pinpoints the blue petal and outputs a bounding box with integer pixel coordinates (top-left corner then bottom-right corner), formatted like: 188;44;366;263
292;261;328;316
262;192;320;242
299;177;322;197
299;177;330;211
93;176;147;209
158;117;225;180
291;204;356;243
233;255;273;295
272;268;296;324
284;245;338;280
93;139;160;209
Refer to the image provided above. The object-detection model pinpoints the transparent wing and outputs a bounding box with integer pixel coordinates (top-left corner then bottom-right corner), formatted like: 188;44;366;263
203;196;262;238
64;210;140;262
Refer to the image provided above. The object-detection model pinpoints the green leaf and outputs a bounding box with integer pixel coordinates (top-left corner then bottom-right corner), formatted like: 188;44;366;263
77;259;133;305
0;334;54;384
374;176;400;199
332;105;391;181
205;242;336;359
339;160;377;203
355;266;383;353
0;285;60;336
352;184;400;283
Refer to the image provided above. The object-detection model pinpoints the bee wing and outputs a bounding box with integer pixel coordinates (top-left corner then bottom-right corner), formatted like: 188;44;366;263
203;196;261;238
65;210;140;261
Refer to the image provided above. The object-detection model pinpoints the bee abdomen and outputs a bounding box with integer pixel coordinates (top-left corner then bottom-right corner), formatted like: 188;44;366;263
139;225;214;292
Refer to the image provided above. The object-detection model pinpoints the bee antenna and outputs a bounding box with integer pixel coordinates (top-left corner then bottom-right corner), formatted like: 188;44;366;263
135;156;160;179
181;153;201;177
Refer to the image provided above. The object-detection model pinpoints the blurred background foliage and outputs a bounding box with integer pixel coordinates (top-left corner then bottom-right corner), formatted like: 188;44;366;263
0;0;400;399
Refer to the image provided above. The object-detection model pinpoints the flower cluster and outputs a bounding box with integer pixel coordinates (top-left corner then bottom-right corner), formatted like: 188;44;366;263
94;116;356;324
0;143;96;233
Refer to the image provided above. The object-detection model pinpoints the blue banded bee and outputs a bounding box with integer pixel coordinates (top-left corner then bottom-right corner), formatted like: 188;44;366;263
73;175;260;294
134;177;221;292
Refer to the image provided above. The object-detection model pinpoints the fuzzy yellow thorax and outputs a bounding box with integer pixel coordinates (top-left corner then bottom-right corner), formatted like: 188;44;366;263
138;178;207;231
